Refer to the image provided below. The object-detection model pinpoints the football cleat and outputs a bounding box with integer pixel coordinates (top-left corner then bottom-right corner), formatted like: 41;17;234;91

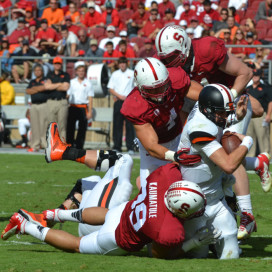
1;213;27;240
18;209;47;227
45;122;70;163
255;152;272;193
43;209;63;223
237;212;257;240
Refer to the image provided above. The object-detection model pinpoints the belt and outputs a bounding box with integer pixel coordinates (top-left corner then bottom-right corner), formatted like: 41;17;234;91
70;104;88;115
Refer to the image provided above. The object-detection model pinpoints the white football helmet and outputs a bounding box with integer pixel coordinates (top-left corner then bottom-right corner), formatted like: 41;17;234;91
134;57;170;104
155;25;191;67
164;180;206;219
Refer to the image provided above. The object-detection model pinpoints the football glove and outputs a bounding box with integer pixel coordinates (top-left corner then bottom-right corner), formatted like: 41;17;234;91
174;148;201;166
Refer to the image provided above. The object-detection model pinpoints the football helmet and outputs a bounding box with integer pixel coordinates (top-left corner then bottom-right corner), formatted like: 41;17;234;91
155;25;191;67
198;83;236;128
134;57;170;104
164;180;206;219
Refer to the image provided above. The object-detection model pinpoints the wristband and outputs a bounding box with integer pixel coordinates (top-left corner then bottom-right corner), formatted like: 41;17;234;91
231;88;238;99
240;136;253;151
181;238;199;253
165;150;175;162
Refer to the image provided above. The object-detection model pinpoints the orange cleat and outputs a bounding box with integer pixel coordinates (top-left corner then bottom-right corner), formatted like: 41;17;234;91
1;213;26;240
18;209;47;227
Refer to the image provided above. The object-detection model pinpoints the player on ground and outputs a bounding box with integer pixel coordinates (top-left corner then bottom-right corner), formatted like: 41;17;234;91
2;152;221;259
155;25;271;240
120;57;203;187
179;84;253;258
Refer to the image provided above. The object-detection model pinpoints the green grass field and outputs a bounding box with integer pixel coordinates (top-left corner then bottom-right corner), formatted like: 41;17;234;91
0;154;272;272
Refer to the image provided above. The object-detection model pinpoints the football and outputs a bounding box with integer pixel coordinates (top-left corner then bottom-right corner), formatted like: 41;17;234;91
221;131;242;154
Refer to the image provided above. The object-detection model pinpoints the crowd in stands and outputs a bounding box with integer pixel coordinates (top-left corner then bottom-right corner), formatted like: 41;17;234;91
0;0;272;82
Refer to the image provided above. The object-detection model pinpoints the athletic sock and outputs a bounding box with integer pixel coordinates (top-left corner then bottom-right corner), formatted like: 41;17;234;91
236;194;253;215
62;147;86;164
24;221;49;241
244;157;259;171
46;208;83;223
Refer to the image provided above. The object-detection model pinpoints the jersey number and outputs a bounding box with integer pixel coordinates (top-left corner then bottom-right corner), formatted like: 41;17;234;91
129;182;147;232
166;107;178;131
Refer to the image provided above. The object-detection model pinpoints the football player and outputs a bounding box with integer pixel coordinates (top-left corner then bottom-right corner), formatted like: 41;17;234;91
2;152;221;259
179;83;253;259
154;25;271;240
120;57;203;188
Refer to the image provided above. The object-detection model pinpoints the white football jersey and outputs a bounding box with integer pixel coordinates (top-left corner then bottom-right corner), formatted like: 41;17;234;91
178;103;225;199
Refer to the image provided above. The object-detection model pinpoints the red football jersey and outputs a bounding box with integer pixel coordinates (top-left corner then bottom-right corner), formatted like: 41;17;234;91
115;163;185;252
121;68;190;143
190;37;235;88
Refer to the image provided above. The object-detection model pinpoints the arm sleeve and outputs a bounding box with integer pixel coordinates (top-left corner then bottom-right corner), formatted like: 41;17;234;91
192;140;222;158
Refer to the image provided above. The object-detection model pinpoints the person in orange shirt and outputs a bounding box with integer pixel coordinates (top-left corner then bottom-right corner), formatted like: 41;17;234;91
215;16;238;41
64;2;80;24
42;0;64;26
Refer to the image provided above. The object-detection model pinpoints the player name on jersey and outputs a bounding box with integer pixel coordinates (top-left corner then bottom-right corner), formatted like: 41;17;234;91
149;182;158;218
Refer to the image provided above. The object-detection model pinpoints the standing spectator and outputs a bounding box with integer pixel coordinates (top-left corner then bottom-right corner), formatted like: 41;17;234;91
99;25;121;50
66;61;94;149
25;64;49;152
45;56;70;140
65;2;80;24
77;29;91;54
100;2;121;28
11;39;37;84
127;2;150;39
246;69;272;156
158;0;176;19
42;0;64;27
199;0;220;30
162;8;179;27
228;0;248;11
57;25;79;57
231;28;247;60
8;17;30;45
138;9;163;39
86;39;104;64
255;0;272;22
179;1;197;25
33;19;58;48
115;0;131;11
138;38;156;58
107;57;135;153
83;2;102;29
103;41;119;72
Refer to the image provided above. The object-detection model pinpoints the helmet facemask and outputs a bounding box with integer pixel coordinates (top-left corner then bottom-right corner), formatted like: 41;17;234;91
159;49;188;68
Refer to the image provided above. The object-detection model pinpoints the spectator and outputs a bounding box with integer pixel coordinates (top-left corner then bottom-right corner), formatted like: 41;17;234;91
38;39;57;61
138;9;163;39
147;0;160;11
32;53;54;79
103;40;119;71
158;0;176;19
15;109;31;149
86;39;104;63
252;47;268;68
34;19;58;48
66;61;94;149
179;1;197;25
0;0;12;32
45;56;70;140
242;18;256;37
179;19;187;29
186;27;195;39
188;16;204;38
163;8;178;26
216;15;238;40
6;8;20;36
63;16;81;36
222;29;233;46
231;28;247;60
100;1;121;28
246;68;272;156
115;30;138;52
211;8;229;34
79;3;88;25
8;17;30;45
29;20;38;45
42;0;64;27
57;25;79;57
255;0;272;22
25;64;49;152
107;57;135;153
24;6;34;25
99;25;121;50
83;1;102;29
117;40;136;60
127;2;150;39
11;39;37;83
199;0;220;30
0;38;13;74
115;0;131;11
77;28;91;54
138;38;156;58
65;2;80;24
228;0;248;11
175;0;188;20
245;31;262;59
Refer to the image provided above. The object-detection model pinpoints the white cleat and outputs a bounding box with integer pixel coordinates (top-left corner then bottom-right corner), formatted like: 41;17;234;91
237;212;257;240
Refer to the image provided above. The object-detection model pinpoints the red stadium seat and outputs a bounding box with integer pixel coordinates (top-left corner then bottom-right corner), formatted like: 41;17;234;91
265;28;272;41
256;28;267;40
130;36;146;48
219;0;228;9
244;9;258;20
131;0;140;10
256;19;271;29
248;0;262;9
88;27;106;39
119;9;134;25
236;10;245;21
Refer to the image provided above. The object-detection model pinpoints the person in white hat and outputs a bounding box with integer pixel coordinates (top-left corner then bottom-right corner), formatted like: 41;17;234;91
98;25;121;50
